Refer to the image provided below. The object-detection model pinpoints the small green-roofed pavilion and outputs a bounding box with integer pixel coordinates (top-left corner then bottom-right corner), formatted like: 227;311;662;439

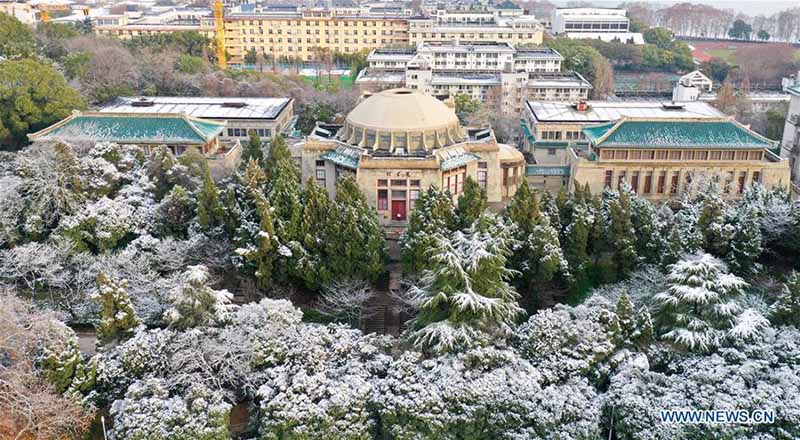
583;117;774;149
28;112;225;145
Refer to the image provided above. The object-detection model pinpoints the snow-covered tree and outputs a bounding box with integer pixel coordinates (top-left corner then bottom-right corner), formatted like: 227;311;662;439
95;272;141;346
400;186;456;273
630;194;664;265
614;293;654;349
696;183;733;255
653;253;766;352
243;129;264;165
318;278;374;327
146;145;199;199
59;195;145;253
407;213;524;353
110;378;231;440
155;185;195;238
725;204;763;275
164;265;234;329
376;348;603;439
455;176;487;228
605;188;638;278
770;271;800;327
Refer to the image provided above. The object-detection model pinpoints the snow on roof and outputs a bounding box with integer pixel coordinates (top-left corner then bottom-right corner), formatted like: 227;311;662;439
100;97;292;121
527;100;724;123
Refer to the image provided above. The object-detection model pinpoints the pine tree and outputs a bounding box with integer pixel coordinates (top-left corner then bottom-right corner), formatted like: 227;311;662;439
630;195;663;265
266;135;293;179
295;178;335;289
249;192;277;289
95;272;141;346
726;205;762;275
696;183;731;256
196;166;226;232
563;198;591;291
770;271;800;327
408;212;524;353
653;253;750;352
455;176;488;229
635;306;654;348
243;129;264;165
606;189;638;279
615;293;636;346
156;185;196;238
243;158;267;193
506;180;536;234
331;176;386;281
267;157;303;242
401;186;456;273
540;190;562;235
165;265;234;330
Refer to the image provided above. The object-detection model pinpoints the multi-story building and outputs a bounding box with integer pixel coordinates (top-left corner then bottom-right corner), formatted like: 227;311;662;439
0;2;37;25
781;71;800;183
673;71;790;113
223;5;410;64
296;88;525;230
408;3;544;47
356;42;588;114
94;8;215;40
98;96;295;143
551;8;644;44
572;117;790;199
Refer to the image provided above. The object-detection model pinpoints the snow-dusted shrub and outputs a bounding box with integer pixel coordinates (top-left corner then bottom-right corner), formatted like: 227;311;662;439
164;265;234;329
59;196;145;252
513;301;618;384
95;329;175;401
0;174;24;246
608;328;800;440
375;347;603;440
588;266;667;308
109;378;231;440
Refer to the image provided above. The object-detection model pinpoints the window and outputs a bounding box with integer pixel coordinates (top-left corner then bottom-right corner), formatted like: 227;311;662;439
410;189;420;209
631;171;640;193
617;171;627;189
736;151;748;160
724;171;735;194
642;150;655;160
669;151;681;160
392;190;406;199
683;151;695;160
752;171;761;184
710;151;721;160
749;151;762;160
315;168;326;187
377;179;388;187
377;189;388;210
722;151;735;160
670;172;679;194
410;179;420;187
643;171;653;194
391;179;407;187
548;148;556;156
657;171;666;194
656;151;668;160
477;170;487;189
615;150;628;160
604;170;613;189
315;160;325;167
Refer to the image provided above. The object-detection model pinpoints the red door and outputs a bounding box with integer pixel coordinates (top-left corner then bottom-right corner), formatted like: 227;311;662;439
391;200;407;221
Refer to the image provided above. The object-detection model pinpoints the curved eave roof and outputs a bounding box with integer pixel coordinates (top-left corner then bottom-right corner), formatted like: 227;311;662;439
583;118;774;149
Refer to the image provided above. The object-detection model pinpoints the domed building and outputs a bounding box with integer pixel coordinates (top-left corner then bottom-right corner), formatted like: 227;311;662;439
299;88;525;227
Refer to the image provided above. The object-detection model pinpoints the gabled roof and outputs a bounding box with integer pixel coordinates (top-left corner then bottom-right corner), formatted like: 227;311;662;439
583;117;774;149
494;0;521;10
28;112;225;145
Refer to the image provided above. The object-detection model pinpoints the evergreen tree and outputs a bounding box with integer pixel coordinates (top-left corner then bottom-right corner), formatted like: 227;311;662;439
615;293;636;346
635;306;654;348
563;198;592;291
696;183;731;256
630;195;663;264
605;189;638;279
653;253;751;352
540;190;562;235
196;166;226;232
165;265;234;330
95;273;141;346
243;129;264;165
408;213;524;353
770;271;800;327
330;176;386;281
147;146;180;199
266;135;293;179
294;178;336;289
401;187;456;273
726;205;762;275
455;176;488;229
267;157;303;242
248;192;277;289
243;157;267;192
156;185;195;238
506;180;536;233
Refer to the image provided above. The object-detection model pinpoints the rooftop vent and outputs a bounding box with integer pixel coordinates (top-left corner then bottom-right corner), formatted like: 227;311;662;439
131;98;154;107
222;102;247;108
662;102;686;110
573;100;589;112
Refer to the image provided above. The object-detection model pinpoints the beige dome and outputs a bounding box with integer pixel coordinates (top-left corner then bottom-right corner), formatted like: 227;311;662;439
337;89;465;153
346;89;459;132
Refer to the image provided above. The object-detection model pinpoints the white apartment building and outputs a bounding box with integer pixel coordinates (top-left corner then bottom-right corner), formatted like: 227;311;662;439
781;71;800;182
409;4;544;46
356;42;591;114
551;8;644;45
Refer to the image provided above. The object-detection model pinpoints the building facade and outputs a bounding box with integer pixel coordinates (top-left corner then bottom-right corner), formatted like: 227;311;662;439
98;96;295;143
572;117;791;200
550;8;644;44
223;6;409;64
94;8;215;40
408;6;544;47
356;42;590;114
781;71;800;183
297;88;525;227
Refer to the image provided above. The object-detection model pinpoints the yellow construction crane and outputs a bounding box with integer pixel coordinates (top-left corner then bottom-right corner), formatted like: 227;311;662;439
213;0;226;70
40;9;50;23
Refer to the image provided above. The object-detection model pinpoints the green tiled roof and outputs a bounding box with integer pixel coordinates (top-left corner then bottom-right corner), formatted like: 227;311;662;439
526;165;570;177
440;152;480;171
786;84;800;97
30;113;224;145
320;149;360;170
583;118;773;149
